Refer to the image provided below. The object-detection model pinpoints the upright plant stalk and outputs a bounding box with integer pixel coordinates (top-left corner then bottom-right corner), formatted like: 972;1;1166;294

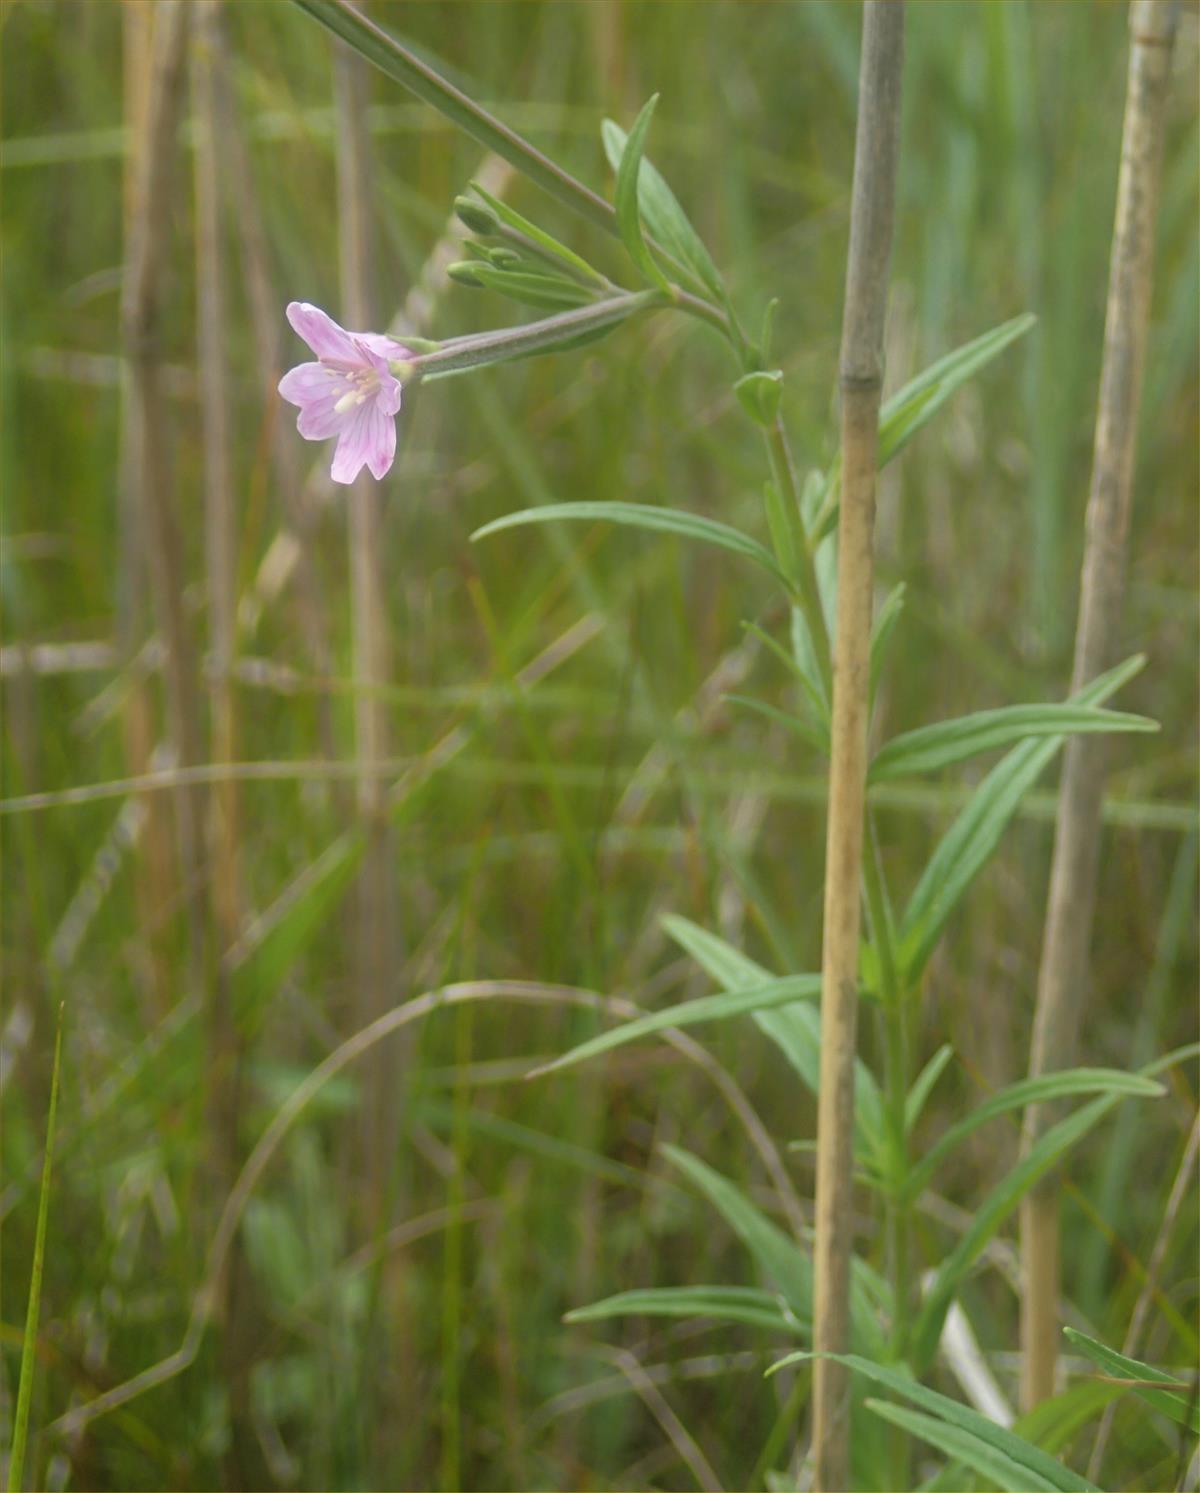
1019;0;1178;1411
334;21;399;1226
812;6;905;1489
120;0;207;979
118;0;177;1018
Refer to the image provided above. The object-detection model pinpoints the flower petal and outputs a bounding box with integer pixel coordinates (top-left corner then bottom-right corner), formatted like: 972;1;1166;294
278;361;355;440
330;399;396;484
286;301;361;365
357;331;414;363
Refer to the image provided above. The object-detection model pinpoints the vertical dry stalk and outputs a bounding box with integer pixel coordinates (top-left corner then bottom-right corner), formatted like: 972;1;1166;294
334;26;399;1219
121;0;207;974
119;0;176;1016
812;5;904;1489
1019;0;1178;1412
208;18;341;763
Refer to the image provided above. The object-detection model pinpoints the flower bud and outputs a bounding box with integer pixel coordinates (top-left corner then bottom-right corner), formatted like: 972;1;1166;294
454;195;499;236
447;261;486;288
734;369;784;428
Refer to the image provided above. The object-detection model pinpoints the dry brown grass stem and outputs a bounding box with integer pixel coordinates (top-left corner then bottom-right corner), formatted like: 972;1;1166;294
1019;0;1179;1412
334;21;400;1232
120;0;208;990
812;4;904;1488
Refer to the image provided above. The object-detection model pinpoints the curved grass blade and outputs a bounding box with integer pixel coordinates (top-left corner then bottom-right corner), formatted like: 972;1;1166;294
472;501;791;588
766;1353;1098;1493
1063;1327;1200;1434
870;703;1156;784
8;1004;64;1493
613;96;670;291
904;1067;1163;1202
725;693;829;755
565;1285;800;1335
292;0;617;235
905;1043;954;1133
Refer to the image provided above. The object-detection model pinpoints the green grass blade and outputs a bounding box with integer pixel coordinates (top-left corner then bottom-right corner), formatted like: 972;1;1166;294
865;1400;1061;1492
529;974;822;1076
766;1353;1098;1492
1063;1327;1200;1434
8;1004;64;1493
612;96;670;292
471;501;792;588
724;693;829;755
870;703;1157;784
905;1043;954;1133
291;0;617;235
565;1285;800;1335
904;1067;1164;1202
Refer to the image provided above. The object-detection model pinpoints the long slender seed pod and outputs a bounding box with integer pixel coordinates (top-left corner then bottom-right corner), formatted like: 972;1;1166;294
1019;0;1179;1412
120;0;207;983
812;6;905;1489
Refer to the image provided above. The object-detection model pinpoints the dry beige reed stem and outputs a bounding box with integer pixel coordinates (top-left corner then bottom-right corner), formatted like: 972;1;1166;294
118;0;177;1017
1019;0;1179;1412
812;5;904;1488
334;15;401;1233
120;0;208;984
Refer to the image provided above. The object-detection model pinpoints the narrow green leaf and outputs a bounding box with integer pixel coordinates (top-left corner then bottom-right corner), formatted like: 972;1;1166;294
665;1145;885;1358
458;262;595;310
871;703;1157;784
869;582;906;710
905;1043;954;1133
766;1353;1099;1493
601;117;725;299
879;314;1037;467
471;501;792;588
565;1285;800;1335
291;0;617;235
865;1400;1061;1492
613;96;670;291
904;1068;1163;1202
911;1081;1159;1370
9;1005;64;1493
529;973;821;1077
468;180;609;287
725;693;829;755
1063;1327;1200;1434
898;654;1147;983
660;915;886;1167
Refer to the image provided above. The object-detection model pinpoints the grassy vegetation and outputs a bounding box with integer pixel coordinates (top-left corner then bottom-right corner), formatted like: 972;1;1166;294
1;2;1196;1489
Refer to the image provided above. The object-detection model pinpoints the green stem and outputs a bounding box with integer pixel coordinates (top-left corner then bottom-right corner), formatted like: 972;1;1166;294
763;416;833;698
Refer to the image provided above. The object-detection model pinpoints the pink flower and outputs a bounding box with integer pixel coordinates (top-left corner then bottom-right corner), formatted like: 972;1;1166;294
278;301;414;483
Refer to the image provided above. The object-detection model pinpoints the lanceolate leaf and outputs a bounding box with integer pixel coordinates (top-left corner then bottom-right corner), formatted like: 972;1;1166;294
897;654;1147;984
766;1353;1098;1493
529;974;821;1076
471;502;792;588
910;1072;1163;1371
565;1285;800;1335
905;1043;954;1133
468;181;609;287
1063;1327;1200;1434
865;1401;1061;1492
602;118;725;300
661;915;886;1165
870;703;1157;784
613;96;670;291
725;693;829;755
459;263;595;310
903;1068;1163;1202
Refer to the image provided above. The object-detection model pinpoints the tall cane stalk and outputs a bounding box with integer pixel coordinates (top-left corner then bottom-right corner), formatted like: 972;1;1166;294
1019;0;1179;1411
812;5;905;1489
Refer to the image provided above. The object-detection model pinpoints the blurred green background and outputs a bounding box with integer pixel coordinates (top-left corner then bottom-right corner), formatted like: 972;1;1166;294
1;1;1196;1489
